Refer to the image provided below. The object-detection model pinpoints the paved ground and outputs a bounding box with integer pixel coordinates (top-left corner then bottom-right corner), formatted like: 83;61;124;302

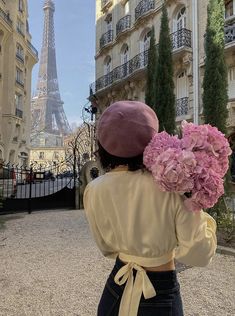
0;209;234;316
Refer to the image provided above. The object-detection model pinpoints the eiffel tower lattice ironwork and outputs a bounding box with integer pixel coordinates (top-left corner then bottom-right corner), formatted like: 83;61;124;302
31;0;71;147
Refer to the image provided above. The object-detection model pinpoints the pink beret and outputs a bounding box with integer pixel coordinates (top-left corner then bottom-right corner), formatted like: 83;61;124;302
97;100;159;158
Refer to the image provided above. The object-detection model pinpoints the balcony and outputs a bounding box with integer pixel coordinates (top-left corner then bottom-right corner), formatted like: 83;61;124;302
171;28;192;50
135;0;155;21
116;15;131;36
16;79;24;88
27;40;38;58
100;30;113;49
225;23;235;44
16;52;24;63
0;7;12;27
90;29;192;95
101;0;112;11
176;97;189;117
15;108;23;119
17;27;25;38
90;50;148;94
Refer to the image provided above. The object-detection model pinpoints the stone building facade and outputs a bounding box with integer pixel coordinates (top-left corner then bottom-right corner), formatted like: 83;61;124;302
0;0;38;165
90;0;235;132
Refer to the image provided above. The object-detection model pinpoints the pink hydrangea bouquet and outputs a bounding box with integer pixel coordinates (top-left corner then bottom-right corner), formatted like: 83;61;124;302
143;121;232;212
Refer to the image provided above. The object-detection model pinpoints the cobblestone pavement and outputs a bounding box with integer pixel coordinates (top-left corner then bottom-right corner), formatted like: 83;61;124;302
0;210;234;316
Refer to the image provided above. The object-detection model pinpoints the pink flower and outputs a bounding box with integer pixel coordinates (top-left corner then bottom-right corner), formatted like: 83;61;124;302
143;121;231;212
184;172;224;212
151;148;196;192
144;132;181;170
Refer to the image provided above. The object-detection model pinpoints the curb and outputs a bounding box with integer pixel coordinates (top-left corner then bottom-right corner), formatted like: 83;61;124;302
216;245;235;257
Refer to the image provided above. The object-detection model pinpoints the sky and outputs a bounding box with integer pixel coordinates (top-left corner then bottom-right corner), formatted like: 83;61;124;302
28;0;96;128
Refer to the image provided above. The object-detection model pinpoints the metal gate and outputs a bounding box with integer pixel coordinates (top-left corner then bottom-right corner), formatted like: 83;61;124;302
0;159;76;214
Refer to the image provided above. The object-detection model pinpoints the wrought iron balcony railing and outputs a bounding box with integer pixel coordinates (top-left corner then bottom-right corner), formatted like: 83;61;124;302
17;27;25;37
90;50;148;94
0;8;12;26
176;97;189;117
15;108;23;118
116;15;131;36
171;28;192;50
16;79;24;88
16;52;24;63
225;23;235;44
91;28;192;95
27;40;38;57
101;0;112;9
100;30;113;49
135;0;155;21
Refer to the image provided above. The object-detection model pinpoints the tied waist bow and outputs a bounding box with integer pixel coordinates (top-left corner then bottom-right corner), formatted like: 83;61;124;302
114;262;156;316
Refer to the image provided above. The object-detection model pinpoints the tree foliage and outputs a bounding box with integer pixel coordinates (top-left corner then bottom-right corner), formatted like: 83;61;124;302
202;0;228;134
155;5;176;134
145;27;157;110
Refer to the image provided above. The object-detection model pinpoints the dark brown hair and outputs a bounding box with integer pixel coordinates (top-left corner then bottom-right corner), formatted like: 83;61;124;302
96;142;145;172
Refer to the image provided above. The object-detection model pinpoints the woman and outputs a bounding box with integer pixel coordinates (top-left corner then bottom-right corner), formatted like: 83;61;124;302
84;100;217;316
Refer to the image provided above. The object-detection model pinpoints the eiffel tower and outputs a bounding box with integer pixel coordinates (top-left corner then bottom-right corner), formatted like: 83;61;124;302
31;0;71;147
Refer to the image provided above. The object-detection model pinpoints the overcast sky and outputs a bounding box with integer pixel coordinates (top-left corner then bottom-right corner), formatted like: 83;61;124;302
28;0;96;127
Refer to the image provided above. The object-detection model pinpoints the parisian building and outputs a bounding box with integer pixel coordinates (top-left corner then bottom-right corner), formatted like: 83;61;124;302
0;0;38;165
90;0;235;133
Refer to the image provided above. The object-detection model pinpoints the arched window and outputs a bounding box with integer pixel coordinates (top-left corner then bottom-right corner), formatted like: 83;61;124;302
173;7;186;32
225;1;234;18
140;30;151;52
121;44;129;64
104;56;112;75
124;1;130;15
105;14;112;32
121;44;129;77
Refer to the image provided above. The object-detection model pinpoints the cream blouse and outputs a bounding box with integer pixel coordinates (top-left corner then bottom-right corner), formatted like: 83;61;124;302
84;169;217;316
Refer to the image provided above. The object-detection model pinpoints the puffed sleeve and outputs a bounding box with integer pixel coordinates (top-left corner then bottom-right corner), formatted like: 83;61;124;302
83;184;117;259
174;200;217;267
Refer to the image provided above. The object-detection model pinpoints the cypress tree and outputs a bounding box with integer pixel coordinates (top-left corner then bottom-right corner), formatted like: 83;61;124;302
202;0;228;134
145;27;157;110
155;4;176;134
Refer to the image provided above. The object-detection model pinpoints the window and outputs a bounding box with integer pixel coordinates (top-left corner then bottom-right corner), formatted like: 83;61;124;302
124;1;130;15
105;14;112;32
15;93;23;109
121;45;129;77
16;43;24;62
225;0;234;18
104;56;112;74
39;152;44;159
140;30;151;52
176;71;188;99
16;68;24;86
17;19;25;36
54;152;59;159
18;0;24;12
173;7;186;32
228;67;235;99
